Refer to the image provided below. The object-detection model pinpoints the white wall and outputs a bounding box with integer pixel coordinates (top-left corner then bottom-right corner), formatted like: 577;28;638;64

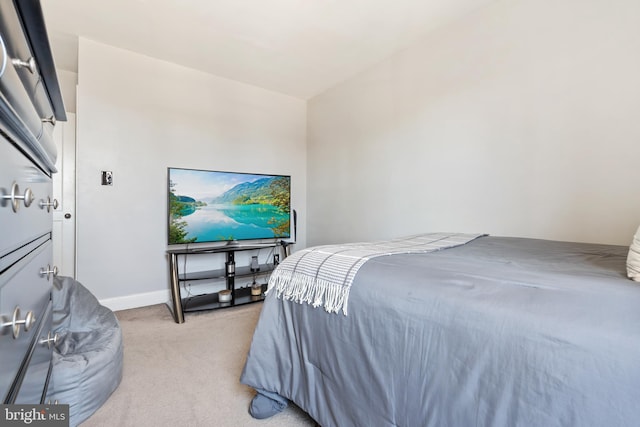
76;39;306;308
307;0;640;246
56;69;77;113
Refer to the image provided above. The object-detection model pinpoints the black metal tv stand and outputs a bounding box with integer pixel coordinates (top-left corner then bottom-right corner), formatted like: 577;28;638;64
166;241;288;323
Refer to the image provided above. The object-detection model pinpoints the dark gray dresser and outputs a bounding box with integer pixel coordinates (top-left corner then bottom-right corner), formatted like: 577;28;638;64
0;0;66;404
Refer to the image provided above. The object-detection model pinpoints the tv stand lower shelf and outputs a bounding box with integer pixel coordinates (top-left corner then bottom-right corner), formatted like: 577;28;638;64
181;283;268;313
167;242;287;323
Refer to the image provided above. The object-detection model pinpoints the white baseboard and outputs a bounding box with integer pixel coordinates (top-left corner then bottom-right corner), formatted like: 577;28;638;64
99;289;170;312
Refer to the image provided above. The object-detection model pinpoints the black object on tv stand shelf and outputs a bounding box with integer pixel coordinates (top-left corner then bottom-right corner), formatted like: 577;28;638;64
166;241;289;323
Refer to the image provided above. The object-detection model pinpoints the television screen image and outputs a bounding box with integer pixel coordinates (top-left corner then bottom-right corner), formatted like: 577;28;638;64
168;168;291;245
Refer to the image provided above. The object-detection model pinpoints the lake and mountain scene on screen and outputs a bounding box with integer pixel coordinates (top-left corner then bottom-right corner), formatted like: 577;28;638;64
168;169;291;244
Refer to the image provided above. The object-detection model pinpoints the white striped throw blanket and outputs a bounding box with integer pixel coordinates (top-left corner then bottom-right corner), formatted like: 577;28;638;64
269;232;486;315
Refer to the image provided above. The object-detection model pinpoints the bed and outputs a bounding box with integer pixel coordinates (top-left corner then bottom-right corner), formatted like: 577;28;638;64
240;234;640;427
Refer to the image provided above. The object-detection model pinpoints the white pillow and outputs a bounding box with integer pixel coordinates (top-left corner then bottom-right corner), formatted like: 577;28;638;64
628;225;640;281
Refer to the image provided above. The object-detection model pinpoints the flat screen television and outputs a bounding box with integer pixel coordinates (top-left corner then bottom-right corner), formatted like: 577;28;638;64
167;167;291;245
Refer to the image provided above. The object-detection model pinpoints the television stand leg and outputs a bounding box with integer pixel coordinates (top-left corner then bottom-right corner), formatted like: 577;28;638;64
169;253;185;323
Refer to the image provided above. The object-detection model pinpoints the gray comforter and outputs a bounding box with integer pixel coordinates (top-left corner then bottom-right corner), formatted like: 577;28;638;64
240;236;640;427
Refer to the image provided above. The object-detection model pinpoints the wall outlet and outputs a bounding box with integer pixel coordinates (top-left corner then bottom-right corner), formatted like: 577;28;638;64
101;171;113;186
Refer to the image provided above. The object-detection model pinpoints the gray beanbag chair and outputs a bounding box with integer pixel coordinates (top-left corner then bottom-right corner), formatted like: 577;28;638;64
48;276;123;427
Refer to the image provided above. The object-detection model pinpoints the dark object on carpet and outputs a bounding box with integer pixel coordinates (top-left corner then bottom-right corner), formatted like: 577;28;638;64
249;389;288;419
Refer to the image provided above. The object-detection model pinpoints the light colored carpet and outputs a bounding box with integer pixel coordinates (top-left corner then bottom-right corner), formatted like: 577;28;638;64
80;302;316;427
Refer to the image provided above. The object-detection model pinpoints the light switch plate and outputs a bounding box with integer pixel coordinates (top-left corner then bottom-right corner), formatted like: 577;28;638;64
101;171;113;186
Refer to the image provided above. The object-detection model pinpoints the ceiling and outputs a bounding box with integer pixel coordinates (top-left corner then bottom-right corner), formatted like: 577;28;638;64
42;0;495;100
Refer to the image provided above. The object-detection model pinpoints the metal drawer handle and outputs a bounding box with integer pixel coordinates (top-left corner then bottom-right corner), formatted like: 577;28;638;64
39;265;58;280
1;307;36;339
39;197;59;212
0;34;6;77
12;56;37;74
2;182;34;212
42;115;56;126
41;331;59;349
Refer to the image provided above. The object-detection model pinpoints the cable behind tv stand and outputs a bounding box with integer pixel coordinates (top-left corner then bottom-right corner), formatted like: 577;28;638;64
166;241;289;323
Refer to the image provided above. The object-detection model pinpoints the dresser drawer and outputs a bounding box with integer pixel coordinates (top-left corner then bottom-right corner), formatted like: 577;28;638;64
13;301;53;404
0;0;56;119
0;136;54;259
0;240;52;402
0;1;53;138
0;32;43;142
